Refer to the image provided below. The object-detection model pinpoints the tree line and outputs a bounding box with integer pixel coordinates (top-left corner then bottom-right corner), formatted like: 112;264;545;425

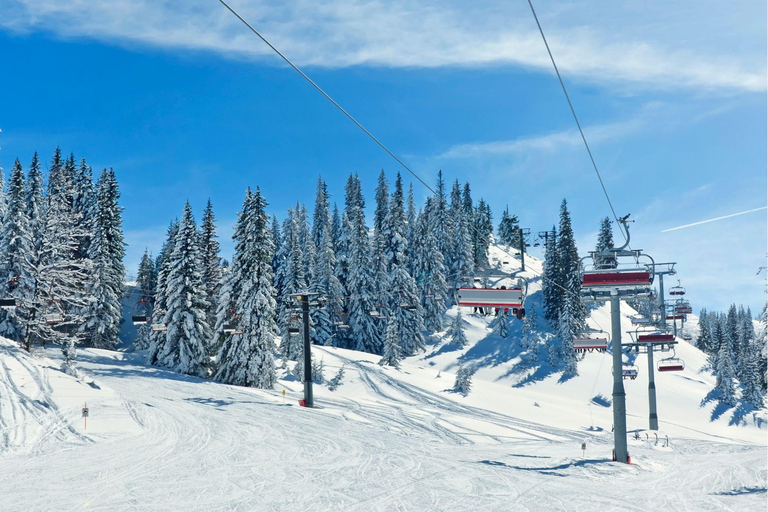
0;149;125;373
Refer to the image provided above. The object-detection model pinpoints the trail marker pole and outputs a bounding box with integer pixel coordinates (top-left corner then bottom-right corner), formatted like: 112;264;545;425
82;402;89;430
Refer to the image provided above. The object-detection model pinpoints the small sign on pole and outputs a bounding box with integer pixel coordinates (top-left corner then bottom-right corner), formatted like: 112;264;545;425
82;402;89;430
282;389;286;404
581;442;586;458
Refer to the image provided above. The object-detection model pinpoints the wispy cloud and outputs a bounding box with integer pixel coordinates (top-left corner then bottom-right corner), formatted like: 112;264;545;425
1;0;764;92
436;117;644;160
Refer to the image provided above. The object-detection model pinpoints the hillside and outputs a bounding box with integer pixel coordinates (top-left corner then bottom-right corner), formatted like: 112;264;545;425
0;248;765;511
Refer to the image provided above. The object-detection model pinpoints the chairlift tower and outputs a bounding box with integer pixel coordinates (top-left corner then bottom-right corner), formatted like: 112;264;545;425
646;262;676;430
289;292;322;408
580;215;654;464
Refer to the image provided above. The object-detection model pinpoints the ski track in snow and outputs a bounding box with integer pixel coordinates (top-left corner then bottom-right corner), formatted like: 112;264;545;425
0;338;763;511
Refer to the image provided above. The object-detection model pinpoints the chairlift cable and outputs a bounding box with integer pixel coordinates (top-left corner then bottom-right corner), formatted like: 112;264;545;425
213;0;616;336
217;0;436;196
525;0;627;243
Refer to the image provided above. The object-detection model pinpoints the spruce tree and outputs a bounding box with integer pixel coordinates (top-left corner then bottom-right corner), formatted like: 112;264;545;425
133;250;156;350
542;227;560;323
556;200;586;376
521;307;540;358
696;308;713;353
25;152;45;255
155;203;211;377
0;160;32;342
448;180;473;292
311;176;331;250
215;188;278;388
147;220;179;365
448;311;468;347
384;174;425;356
380;316;402;367
312;224;344;346
473;199;492;269
344;174;381;354
493;309;509;338
199;200;222;332
497;207;520;247
714;318;737;405
414;204;447;333
83;169;125;349
594;217;616;269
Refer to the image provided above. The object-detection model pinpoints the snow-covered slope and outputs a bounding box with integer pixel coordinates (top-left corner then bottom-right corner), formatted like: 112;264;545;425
0;246;765;510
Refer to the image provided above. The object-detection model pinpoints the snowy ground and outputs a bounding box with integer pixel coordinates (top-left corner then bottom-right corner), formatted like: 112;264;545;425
0;249;765;511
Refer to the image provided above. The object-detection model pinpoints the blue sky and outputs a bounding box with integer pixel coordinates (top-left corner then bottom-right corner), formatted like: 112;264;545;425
0;0;765;313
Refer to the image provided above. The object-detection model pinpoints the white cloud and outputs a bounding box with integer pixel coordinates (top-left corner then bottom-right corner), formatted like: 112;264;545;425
436;116;644;159
1;0;764;92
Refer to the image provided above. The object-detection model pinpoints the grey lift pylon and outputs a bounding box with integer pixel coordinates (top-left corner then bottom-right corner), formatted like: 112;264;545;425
647;262;676;431
580;215;655;464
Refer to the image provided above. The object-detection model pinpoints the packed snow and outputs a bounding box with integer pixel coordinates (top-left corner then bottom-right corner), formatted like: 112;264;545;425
0;245;765;511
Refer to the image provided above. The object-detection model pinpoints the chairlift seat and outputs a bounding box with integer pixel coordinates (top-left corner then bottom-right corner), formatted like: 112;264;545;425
622;368;638;380
666;314;685;320
151;324;167;333
573;338;608;352
581;270;651;288
456;288;523;308
287;327;301;334
630;316;651;325
44;313;64;324
657;359;684;372
0;298;16;310
638;333;674;343
131;315;149;325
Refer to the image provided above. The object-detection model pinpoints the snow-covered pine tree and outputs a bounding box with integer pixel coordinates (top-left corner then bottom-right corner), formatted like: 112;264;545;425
695;308;713;353
757;303;768;395
430;170;452;264
380;316;401;367
462;182;473;230
521;307;540;357
374;169;389;248
73;158;95;259
542;227;560;323
147;220;179;365
311;176;331;250
556;200;586;376
270;214;281;276
453;364;475;396
372;170;391;324
83;169;125;349
714;318;737;405
311;224;344;346
327;366;345;391
25;152;45;256
344;174;381;354
384;174;425;356
0;160;32;342
61;338;78;377
493;308;509;338
331;203;341;253
199;200;222;332
212;190;251;369
414;203;447;333
448;311;468;347
215;188;278;388
448;180;473;293
405;183;417;275
278;208;306;361
473;199;492;269
154;202;211;377
497;207;519;247
25;150;95;351
133;250;157;350
594;217;616;269
740;332;765;408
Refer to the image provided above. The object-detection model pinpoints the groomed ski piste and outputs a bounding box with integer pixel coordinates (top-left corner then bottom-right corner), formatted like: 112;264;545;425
0;247;765;511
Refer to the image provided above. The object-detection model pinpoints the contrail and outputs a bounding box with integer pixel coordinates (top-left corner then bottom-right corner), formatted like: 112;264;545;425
661;206;767;232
